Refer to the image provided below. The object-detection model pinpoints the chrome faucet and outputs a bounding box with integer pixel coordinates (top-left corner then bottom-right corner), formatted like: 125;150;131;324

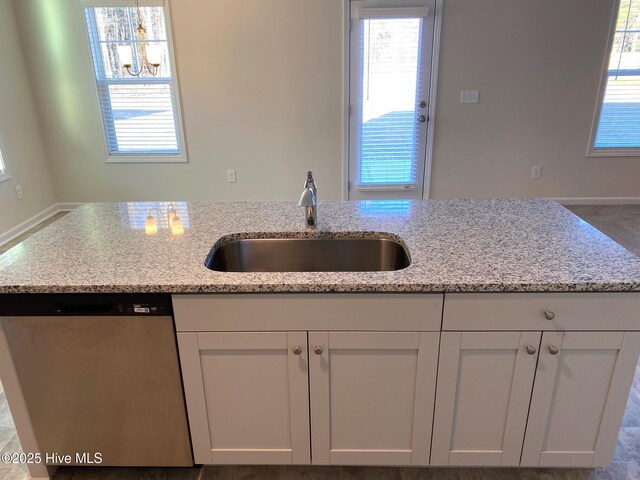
298;171;317;228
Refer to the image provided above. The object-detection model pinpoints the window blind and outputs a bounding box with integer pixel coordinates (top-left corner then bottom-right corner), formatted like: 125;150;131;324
358;17;423;186
85;4;182;156
594;0;640;149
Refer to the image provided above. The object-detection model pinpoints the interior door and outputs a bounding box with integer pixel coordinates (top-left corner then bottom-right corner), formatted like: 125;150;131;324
348;0;436;200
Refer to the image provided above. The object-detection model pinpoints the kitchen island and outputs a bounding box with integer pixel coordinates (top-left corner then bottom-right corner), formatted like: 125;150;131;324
1;199;640;479
1;199;640;293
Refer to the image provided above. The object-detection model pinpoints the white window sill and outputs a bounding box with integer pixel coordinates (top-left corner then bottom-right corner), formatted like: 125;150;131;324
0;173;11;183
587;148;640;158
105;154;188;164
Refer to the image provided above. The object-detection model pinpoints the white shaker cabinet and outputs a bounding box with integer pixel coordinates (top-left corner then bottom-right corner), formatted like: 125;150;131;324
177;331;311;465
439;293;640;468
175;293;640;469
174;294;443;467
179;330;439;467
521;331;640;468
430;331;541;466
309;331;439;466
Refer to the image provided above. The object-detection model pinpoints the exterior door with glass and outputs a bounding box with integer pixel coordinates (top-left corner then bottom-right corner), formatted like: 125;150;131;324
348;0;436;200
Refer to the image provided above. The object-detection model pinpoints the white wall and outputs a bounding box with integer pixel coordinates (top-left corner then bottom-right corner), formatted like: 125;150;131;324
0;0;56;234
14;0;345;203
429;0;640;200
13;0;640;203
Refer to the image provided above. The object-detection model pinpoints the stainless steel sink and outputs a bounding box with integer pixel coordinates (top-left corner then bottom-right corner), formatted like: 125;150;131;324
206;237;411;272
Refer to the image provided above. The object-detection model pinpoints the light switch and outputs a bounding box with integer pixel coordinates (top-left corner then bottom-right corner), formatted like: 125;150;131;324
227;170;237;183
531;166;542;179
460;90;480;104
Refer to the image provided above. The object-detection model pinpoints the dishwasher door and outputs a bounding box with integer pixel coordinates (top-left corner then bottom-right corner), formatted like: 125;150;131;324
2;311;193;466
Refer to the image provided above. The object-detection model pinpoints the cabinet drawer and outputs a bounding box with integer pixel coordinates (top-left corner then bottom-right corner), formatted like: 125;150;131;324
173;294;443;332
443;293;640;331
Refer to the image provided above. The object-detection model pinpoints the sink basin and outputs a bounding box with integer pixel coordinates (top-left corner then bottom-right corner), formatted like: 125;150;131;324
206;237;411;272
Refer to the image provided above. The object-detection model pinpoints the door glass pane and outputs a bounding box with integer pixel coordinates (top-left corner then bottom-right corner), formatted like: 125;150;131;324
359;17;423;186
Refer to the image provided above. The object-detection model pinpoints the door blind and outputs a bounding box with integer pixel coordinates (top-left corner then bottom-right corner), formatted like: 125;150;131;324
358;16;423;186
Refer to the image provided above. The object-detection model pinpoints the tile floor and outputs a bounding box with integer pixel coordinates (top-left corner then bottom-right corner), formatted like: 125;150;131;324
0;205;639;480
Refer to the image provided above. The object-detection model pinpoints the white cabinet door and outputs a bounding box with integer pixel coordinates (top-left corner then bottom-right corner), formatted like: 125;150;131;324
309;331;439;466
522;331;640;468
177;332;310;465
431;331;541;466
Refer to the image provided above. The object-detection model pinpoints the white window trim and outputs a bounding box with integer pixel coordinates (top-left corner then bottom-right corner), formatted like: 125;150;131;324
81;0;188;163
0;135;10;183
341;0;443;200
587;0;640;157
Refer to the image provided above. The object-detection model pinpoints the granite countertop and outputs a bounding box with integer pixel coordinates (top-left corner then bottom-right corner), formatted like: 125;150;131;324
1;199;640;294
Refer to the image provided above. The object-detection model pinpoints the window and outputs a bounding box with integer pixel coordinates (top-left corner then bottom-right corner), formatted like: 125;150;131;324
590;0;640;155
347;0;438;200
83;0;186;162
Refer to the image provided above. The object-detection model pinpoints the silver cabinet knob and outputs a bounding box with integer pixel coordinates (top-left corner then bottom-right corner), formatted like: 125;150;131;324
314;345;323;355
544;310;556;320
419;100;427;108
292;345;302;355
548;345;559;355
418;115;426;123
526;345;537;355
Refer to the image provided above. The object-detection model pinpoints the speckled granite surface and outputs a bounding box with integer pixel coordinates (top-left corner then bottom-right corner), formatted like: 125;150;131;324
1;199;640;294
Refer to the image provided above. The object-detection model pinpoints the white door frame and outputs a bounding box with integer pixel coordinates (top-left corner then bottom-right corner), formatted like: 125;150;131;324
342;0;443;200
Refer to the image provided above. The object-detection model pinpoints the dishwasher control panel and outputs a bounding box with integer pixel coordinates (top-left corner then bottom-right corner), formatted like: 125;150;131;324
0;293;173;316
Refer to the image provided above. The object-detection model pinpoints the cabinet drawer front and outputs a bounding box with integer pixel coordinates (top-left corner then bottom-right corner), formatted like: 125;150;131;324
443;293;640;331
174;294;443;332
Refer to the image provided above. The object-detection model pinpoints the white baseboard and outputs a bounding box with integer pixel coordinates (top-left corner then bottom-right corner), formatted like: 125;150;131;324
0;202;83;247
552;197;640;206
56;202;84;211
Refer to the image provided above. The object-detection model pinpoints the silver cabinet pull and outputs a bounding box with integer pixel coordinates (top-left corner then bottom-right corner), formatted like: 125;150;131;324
544;310;556;320
526;345;537;355
314;345;323;355
548;345;559;355
419;100;427;108
292;345;302;355
418;115;426;123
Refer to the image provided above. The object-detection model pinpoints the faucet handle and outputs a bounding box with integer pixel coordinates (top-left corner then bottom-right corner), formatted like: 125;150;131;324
305;171;317;191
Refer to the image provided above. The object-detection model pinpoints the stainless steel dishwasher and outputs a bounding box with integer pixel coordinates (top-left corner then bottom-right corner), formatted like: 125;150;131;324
0;294;193;467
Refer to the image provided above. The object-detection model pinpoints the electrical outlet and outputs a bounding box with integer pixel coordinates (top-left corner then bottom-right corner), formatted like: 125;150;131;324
226;170;237;183
531;166;542;179
15;185;23;200
460;90;480;104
